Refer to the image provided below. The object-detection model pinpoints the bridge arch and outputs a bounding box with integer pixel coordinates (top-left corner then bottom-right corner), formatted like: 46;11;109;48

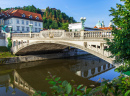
12;40;114;64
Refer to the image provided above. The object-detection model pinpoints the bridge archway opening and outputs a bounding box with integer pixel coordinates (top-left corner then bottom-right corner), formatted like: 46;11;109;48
15;43;69;56
13;41;115;65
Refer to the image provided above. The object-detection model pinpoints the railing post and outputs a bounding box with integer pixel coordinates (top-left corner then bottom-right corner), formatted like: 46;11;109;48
80;30;84;39
72;32;74;38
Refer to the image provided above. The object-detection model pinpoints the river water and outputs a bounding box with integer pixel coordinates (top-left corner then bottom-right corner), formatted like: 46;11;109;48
0;55;120;96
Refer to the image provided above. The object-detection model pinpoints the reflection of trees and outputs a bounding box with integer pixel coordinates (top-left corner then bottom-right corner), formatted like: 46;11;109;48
91;68;95;75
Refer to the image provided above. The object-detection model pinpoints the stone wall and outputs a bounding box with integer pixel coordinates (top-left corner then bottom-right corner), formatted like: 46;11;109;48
0;52;89;64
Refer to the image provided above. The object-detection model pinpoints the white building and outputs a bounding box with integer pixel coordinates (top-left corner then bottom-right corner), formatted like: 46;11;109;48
0;9;43;33
68;22;103;32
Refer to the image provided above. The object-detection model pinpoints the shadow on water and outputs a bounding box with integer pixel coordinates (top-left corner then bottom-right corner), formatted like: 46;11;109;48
0;55;120;96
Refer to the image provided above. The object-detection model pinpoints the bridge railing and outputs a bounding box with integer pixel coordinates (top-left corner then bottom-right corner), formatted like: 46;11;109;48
12;33;30;37
41;30;65;38
84;30;113;39
31;33;40;38
64;30;113;39
11;30;113;39
64;31;81;39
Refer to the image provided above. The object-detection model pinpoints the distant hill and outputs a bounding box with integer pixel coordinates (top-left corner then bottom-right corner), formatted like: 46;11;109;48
2;5;76;30
42;7;76;30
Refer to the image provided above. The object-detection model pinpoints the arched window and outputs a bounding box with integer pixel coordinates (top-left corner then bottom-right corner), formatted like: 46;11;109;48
22;14;25;17
29;15;33;19
36;16;39;20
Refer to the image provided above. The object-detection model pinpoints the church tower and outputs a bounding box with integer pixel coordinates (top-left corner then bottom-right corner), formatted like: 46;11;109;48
102;21;105;27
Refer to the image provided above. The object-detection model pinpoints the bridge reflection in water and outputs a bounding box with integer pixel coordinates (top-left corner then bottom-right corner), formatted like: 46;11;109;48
0;55;120;96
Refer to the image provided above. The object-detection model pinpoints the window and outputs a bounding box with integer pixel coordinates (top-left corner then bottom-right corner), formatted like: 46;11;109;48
26;27;29;32
35;22;37;26
39;23;41;27
17;19;19;24
8;20;9;24
39;28;41;32
29;15;33;19
36;16;39;20
22;20;24;24
30;21;33;24
22;14;25;17
35;28;37;32
17;26;20;31
22;26;24;31
26;21;29;25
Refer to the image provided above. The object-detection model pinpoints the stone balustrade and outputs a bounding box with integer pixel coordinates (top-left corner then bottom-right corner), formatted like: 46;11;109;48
12;33;30;37
11;30;113;39
41;30;65;38
84;30;113;39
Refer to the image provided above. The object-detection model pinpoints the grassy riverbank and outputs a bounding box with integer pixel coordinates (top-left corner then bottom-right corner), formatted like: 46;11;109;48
0;46;15;58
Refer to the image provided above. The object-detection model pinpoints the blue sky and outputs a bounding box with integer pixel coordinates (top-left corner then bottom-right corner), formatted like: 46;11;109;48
0;0;123;27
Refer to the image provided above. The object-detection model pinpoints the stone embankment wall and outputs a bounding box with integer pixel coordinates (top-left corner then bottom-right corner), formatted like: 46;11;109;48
0;52;89;64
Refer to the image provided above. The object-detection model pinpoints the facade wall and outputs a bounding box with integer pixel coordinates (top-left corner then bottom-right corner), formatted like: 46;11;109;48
0;39;5;46
68;23;82;32
4;18;43;33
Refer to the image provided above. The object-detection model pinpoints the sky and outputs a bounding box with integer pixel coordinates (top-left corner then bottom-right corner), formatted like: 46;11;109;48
0;0;124;27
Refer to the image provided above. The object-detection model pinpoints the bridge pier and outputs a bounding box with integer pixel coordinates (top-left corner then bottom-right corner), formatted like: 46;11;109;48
100;43;104;55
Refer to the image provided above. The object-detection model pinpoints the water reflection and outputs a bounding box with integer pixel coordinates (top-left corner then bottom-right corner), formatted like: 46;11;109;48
70;57;114;78
0;55;118;96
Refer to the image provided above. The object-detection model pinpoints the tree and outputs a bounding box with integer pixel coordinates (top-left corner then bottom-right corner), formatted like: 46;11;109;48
52;21;58;29
105;0;130;64
62;23;69;31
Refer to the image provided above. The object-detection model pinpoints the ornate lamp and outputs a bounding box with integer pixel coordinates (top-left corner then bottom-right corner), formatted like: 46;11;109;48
80;17;86;30
29;24;33;38
8;26;12;39
29;24;33;33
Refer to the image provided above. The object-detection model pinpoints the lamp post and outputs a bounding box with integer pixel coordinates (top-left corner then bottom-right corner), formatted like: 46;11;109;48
80;17;86;30
29;24;33;38
8;26;12;39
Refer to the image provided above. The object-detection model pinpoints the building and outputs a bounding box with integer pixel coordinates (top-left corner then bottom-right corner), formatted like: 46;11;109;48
0;8;43;33
68;22;103;32
94;20;112;30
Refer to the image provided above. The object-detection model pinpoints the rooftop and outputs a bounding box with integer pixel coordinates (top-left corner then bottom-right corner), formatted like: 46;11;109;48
0;8;43;21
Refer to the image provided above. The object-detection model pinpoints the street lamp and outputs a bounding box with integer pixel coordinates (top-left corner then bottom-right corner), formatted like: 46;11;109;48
29;24;33;38
8;26;12;39
80;17;86;30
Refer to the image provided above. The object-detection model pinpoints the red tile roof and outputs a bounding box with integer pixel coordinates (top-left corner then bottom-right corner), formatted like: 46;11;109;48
94;26;112;30
0;9;43;21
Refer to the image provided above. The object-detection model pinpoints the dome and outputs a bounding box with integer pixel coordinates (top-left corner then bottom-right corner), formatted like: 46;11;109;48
96;21;102;28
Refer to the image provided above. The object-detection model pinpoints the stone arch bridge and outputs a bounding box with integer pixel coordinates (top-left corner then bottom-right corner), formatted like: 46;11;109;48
5;30;117;66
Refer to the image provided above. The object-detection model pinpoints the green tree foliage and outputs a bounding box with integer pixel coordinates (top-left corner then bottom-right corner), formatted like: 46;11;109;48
62;23;69;31
43;7;76;30
105;0;130;63
3;5;41;14
7;37;12;51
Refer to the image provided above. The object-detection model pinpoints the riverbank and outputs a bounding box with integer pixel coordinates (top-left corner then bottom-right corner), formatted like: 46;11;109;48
0;46;15;58
0;46;90;64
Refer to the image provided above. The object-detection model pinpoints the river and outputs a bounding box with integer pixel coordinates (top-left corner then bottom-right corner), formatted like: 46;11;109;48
0;54;120;96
